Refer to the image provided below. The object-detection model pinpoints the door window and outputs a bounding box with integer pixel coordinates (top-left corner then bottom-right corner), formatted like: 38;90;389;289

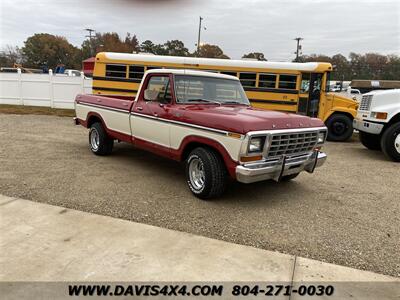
146;76;172;103
300;73;310;93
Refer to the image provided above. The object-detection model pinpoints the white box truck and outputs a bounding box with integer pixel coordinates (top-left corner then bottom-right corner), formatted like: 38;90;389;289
353;89;400;161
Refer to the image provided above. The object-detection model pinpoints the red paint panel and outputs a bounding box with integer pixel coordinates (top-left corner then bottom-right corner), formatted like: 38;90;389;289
76;94;134;111
169;104;324;134
133;137;172;159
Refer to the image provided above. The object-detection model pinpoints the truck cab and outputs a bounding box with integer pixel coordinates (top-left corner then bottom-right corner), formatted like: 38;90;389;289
353;89;400;161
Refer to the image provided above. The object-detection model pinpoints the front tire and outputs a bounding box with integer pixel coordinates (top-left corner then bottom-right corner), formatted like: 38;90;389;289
381;123;400;162
89;122;114;156
359;131;381;150
186;147;227;199
326;114;353;142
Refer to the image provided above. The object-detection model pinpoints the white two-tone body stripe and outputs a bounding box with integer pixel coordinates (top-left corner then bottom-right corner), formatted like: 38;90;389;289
75;102;245;162
130;112;230;136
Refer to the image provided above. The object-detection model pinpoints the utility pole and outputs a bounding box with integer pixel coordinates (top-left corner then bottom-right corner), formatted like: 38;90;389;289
85;28;95;56
196;16;203;55
294;37;303;62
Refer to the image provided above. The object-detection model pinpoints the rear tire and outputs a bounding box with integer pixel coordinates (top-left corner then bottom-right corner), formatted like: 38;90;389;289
186;147;227;200
326;114;353;142
359;131;381;150
89;122;114;156
381;123;400;162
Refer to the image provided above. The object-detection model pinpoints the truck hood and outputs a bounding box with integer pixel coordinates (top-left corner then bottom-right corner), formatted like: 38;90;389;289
176;105;325;134
327;93;359;110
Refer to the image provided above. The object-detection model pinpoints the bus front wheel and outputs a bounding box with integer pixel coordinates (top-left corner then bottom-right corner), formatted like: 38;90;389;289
326;114;353;142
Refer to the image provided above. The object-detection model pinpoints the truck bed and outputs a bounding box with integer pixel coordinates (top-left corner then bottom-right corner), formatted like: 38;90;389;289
76;94;135;112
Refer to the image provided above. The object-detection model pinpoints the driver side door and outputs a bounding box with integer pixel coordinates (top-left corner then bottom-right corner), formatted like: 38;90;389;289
131;74;173;150
298;73;323;118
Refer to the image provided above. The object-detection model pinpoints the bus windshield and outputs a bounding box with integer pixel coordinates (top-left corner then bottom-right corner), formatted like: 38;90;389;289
174;75;250;105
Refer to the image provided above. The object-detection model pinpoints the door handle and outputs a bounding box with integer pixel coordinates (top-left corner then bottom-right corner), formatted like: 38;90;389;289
136;106;143;111
153;113;158;117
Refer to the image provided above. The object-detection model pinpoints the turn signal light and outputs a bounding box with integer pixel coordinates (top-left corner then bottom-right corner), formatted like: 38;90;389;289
240;155;263;162
374;112;388;120
227;132;242;139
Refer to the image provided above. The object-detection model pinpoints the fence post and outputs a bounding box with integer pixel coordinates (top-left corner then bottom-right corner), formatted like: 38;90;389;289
49;69;54;108
81;71;85;94
17;68;23;105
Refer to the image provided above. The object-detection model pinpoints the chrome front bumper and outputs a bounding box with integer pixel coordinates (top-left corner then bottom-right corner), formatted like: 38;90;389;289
353;118;384;135
236;151;327;184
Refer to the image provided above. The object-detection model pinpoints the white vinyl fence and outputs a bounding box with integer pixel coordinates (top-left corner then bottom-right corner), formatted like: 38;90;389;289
0;69;92;109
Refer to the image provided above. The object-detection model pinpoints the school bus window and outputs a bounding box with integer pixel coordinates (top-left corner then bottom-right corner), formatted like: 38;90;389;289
105;64;126;78
129;65;145;79
300;73;310;92
220;71;238;77
278;74;297;89
239;73;256;87
259;74;277;88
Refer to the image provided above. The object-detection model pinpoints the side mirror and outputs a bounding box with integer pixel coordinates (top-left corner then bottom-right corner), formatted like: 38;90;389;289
144;89;159;101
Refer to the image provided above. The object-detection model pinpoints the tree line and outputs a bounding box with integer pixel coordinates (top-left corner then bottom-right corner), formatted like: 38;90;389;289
1;32;399;80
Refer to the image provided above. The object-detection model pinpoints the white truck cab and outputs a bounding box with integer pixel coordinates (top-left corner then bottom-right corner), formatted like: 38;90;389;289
353;89;400;161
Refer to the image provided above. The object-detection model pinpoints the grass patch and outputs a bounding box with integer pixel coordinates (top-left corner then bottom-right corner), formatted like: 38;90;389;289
0;104;75;117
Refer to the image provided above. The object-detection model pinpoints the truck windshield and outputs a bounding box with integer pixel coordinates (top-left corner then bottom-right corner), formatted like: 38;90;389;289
174;75;250;105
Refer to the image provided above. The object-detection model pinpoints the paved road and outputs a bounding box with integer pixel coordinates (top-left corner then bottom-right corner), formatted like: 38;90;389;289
0;114;399;277
2;195;398;300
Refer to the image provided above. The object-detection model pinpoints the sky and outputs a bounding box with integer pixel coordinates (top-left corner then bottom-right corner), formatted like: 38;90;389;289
0;0;399;61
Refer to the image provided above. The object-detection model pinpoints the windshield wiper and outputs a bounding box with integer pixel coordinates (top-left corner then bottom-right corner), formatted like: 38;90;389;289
222;101;246;105
186;98;221;105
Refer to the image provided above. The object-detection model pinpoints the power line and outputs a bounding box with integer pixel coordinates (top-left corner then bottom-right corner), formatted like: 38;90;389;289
196;16;203;55
85;28;95;56
294;37;303;62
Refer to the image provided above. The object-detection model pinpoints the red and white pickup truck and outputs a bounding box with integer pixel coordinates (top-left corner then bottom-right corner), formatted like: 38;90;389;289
74;69;327;199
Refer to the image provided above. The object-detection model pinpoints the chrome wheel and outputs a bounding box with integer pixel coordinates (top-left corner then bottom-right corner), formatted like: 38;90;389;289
90;128;100;151
395;134;400;154
188;157;205;190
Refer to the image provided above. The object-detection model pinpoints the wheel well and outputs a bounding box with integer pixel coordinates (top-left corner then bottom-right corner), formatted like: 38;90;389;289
326;111;354;122
383;113;400;131
87;115;102;128
181;142;221;162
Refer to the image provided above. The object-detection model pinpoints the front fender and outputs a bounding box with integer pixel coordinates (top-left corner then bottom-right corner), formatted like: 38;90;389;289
324;93;358;121
175;135;239;179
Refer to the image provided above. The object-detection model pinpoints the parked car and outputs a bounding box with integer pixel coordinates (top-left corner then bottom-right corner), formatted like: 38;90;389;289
63;69;82;77
353;89;400;161
74;69;328;199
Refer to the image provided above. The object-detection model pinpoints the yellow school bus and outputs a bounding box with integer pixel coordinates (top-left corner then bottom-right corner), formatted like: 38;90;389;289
92;52;358;141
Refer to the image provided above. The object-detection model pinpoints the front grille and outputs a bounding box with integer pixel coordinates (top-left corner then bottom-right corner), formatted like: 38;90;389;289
267;131;319;158
359;95;373;111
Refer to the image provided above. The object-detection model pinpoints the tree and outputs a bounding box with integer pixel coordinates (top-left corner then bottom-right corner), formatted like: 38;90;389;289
383;55;400;80
124;33;140;53
194;44;229;59
330;54;350;80
242;52;267;61
22;33;81;69
0;45;24;67
139;40;167;55
81;32;140;59
163;40;189;56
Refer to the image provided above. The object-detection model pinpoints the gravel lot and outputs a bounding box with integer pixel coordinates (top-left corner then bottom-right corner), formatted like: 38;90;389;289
0;113;399;277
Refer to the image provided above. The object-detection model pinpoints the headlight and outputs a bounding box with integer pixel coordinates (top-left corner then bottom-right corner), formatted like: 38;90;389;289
317;131;326;144
248;136;265;153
